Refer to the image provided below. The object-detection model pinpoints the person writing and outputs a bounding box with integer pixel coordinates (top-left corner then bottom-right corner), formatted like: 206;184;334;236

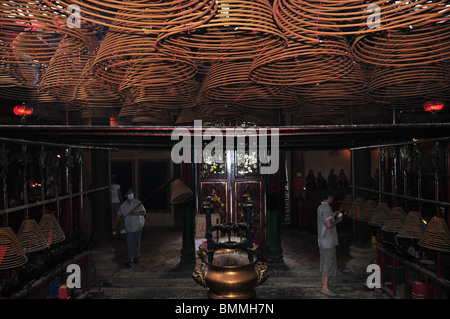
117;189;146;267
317;189;343;296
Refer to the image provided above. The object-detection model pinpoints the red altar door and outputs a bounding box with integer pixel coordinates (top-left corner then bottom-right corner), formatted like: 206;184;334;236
197;149;266;245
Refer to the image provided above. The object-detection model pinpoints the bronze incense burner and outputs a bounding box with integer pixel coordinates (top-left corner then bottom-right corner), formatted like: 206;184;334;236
193;196;269;299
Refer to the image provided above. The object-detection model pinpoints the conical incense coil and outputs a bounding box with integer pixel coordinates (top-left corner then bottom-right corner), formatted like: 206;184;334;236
69;54;122;108
249;35;354;86
195;99;242;122
121;79;198;110
418;216;450;252
42;0;218;35
347;197;366;219
369;202;391;227
397;211;425;239
17;219;50;254
92;32;196;89
358;200;377;222
201;60;294;110
352;24;450;68
367;64;450;109
381;206;406;233
339;194;353;214
273;0;448;44
156;0;287;62
39;33;100;102
39;213;66;245
0;226;28;270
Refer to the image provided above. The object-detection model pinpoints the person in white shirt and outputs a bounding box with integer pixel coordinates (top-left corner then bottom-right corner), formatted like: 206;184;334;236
117;189;146;266
111;175;123;235
317;189;343;296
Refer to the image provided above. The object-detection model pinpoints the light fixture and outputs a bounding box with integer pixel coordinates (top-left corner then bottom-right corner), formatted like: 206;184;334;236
13;102;34;123
423;100;444;113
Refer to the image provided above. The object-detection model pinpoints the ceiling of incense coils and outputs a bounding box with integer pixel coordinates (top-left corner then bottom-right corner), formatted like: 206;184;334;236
0;0;449;125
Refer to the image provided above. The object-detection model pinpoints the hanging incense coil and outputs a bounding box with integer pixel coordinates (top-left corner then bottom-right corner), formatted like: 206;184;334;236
358;200;377;222
39;213;66;245
39;33;100;104
293;62;368;124
122;79;198;110
42;0;218;35
347;197;366;219
249;35;354;86
70;54;123;109
16;219;50;254
118;58;197;92
201;60;294;110
92;31;196;89
131;107;173;125
273;0;449;44
339;194;353;215
418;216;450;252
397;211;426;239
367;64;450;109
352;24;450;68
0;226;28;270
195;99;242;122
156;0;287;62
369;202;391;227
382;206;406;232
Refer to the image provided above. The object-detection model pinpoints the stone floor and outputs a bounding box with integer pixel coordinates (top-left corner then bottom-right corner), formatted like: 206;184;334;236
87;226;389;300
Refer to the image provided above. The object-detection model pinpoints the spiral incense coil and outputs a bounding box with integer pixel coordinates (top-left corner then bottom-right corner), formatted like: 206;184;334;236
418;216;450;252
367;64;450;108
131;106;173;125
397;211;426;239
39;213;66;245
273;0;449;44
0;226;28;270
69;53;123;108
156;0;287;62
0;62;25;87
201;60;291;109
340;194;353;214
249;35;354;86
122;79;198;110
358;200;377;222
369;202;391;227
91;31;196;89
118;58;197;92
42;0;218;35
39;33;100;103
347;197;366;219
352;24;450;68
16;219;50;254
382;206;406;232
292;61;367;101
195;99;243;121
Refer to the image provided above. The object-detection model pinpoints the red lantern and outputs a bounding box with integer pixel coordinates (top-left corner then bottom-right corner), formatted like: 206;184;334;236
423;100;444;113
13;103;34;117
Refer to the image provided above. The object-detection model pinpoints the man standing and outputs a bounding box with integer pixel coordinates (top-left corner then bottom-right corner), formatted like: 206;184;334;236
317;189;343;296
118;189;146;267
111;175;123;235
